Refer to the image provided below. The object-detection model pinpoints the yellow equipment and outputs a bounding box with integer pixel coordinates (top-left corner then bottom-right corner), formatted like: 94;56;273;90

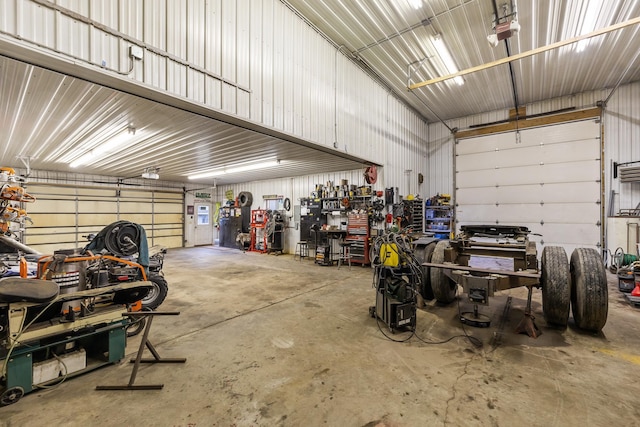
380;243;400;267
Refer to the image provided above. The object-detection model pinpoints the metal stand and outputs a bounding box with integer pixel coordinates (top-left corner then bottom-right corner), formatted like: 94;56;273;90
460;304;491;328
96;311;186;391
515;286;541;338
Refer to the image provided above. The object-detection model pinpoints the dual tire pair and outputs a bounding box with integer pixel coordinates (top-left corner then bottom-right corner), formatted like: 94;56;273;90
429;241;608;332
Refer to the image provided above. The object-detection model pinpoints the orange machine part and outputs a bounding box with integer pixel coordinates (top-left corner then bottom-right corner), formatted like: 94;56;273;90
19;257;27;278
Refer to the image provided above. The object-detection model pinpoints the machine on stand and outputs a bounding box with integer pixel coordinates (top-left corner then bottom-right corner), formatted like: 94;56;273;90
266;211;285;254
368;232;422;333
0;168;168;406
250;209;269;253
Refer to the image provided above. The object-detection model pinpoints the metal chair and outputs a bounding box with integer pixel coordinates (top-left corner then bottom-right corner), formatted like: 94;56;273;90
337;241;353;269
294;241;309;261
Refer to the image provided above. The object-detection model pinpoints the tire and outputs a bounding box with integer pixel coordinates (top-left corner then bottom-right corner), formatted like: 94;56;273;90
430;240;457;303
541;246;571;327
414;243;436;301
238;191;253;207
142;274;169;310
570;248;608;331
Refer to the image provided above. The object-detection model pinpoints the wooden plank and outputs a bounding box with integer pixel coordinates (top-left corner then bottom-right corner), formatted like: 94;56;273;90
454;108;601;139
409;16;640;90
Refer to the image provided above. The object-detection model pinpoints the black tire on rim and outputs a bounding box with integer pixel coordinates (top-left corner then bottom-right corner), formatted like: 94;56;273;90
141;273;169;310
570;248;608;332
541;246;571;327
430;240;456;304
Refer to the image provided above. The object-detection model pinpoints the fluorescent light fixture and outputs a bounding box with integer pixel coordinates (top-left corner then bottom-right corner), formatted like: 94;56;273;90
408;0;422;9
69;126;136;168
576;1;599;52
188;159;280;180
431;35;464;86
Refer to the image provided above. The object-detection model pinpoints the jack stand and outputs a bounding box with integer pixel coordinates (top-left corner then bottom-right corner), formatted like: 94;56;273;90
96;311;186;391
515;286;541;338
460;304;491;328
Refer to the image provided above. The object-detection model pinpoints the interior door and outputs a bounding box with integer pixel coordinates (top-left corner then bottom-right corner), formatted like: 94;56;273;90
194;203;213;246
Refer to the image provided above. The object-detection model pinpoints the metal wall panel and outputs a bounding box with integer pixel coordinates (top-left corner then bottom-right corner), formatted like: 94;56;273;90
0;0;413;161
604;81;640;216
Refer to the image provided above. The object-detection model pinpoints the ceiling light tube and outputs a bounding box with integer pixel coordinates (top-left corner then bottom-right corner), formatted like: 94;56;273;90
576;1;599;52
69;126;136;168
431;35;464;86
188;159;280;180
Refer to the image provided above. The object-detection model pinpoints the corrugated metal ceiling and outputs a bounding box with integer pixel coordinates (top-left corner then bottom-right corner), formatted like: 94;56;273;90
2;0;639;185
285;0;640;122
0;55;368;185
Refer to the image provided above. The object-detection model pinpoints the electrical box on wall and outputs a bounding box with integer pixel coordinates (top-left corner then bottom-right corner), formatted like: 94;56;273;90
129;45;144;60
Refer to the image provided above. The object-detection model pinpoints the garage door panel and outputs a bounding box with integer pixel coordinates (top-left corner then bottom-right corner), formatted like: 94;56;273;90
77;200;118;213
541;140;599;162
543;203;600;224
155;213;183;223
534;223;601;247
155;236;183;248
459;162;598;189
28;200;76;213
155;205;183;214
540;161;600;183
77;213;118;226
458;204;543;225
456;170;498;188
456;204;499;223
456;187;498;205
458;140;600;173
524;120;599;143
120;202;152;214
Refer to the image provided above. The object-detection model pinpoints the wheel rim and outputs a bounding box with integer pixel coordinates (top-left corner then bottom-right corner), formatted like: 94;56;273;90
142;283;159;305
1;387;24;406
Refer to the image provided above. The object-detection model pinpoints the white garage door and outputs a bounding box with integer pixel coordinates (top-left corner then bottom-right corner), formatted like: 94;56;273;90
456;119;602;256
25;184;184;253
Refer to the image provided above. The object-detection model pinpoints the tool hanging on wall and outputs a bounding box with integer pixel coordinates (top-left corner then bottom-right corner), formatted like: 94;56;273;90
0;167;35;234
364;165;378;184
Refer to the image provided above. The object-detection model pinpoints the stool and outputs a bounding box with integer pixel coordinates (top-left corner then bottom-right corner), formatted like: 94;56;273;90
337;241;353;270
294;241;309;261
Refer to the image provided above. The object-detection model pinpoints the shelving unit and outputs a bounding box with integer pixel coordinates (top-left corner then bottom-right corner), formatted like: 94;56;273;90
409;199;423;232
424;205;453;238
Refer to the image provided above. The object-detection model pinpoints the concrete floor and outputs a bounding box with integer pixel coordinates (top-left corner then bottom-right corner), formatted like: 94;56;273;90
2;246;639;426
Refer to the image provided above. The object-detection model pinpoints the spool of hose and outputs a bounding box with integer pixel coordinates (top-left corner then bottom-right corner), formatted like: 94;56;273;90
613;247;638;267
104;221;140;256
622;253;639;265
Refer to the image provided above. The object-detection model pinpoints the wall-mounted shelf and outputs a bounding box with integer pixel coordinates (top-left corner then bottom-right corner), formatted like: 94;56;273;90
425;205;453;236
